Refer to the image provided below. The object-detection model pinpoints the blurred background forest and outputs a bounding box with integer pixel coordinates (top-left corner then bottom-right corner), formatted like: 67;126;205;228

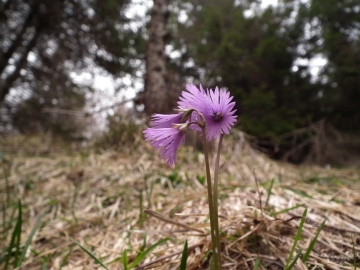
1;0;360;166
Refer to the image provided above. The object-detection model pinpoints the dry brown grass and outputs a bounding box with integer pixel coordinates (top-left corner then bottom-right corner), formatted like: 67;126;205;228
1;131;360;269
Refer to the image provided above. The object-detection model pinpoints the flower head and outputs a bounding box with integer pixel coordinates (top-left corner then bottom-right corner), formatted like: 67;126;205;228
143;127;185;166
178;84;208;112
177;84;209;130
202;87;237;141
144;83;237;166
150;113;184;128
178;84;237;141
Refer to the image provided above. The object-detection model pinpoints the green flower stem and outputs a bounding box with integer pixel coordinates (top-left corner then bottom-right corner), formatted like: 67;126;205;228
202;128;222;270
212;134;223;259
213;134;223;213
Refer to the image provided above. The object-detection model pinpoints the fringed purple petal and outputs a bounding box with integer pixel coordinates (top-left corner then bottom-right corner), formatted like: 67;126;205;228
202;87;238;141
177;84;237;141
144;83;237;166
143;128;185;166
150;113;183;128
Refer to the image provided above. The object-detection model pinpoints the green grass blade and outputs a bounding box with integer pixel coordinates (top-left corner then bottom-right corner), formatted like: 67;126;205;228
138;191;144;226
285;208;307;269
139;235;146;254
302;218;326;263
2;202;6;234
4;200;22;270
7;206;17;232
4;170;11;207
210;257;214;270
253;256;261;270
41;257;49;270
265;178;275;206
270;204;305;216
286;248;303;270
18;211;46;266
70;238;109;270
13;200;22;268
179;240;188;270
352;234;357;270
59;247;74;270
122;249;128;270
106;256;122;265
128;237;170;269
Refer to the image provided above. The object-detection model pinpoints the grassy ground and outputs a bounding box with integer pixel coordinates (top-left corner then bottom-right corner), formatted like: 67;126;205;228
1;131;360;269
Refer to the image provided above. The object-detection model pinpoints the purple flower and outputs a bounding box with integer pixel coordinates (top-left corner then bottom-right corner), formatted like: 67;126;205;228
202;87;237;141
150;113;184;128
177;84;208;131
178;84;237;141
144;84;237;165
178;84;208;112
143;127;185;166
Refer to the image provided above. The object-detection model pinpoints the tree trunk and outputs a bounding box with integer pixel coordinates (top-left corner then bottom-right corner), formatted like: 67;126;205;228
0;25;41;104
144;0;169;115
0;4;36;75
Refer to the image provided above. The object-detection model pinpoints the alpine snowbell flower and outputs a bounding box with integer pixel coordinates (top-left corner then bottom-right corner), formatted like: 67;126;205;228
202;86;237;141
149;113;184;128
178;84;208;112
143;127;185;166
144;84;237;165
179;84;237;141
143;83;237;270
